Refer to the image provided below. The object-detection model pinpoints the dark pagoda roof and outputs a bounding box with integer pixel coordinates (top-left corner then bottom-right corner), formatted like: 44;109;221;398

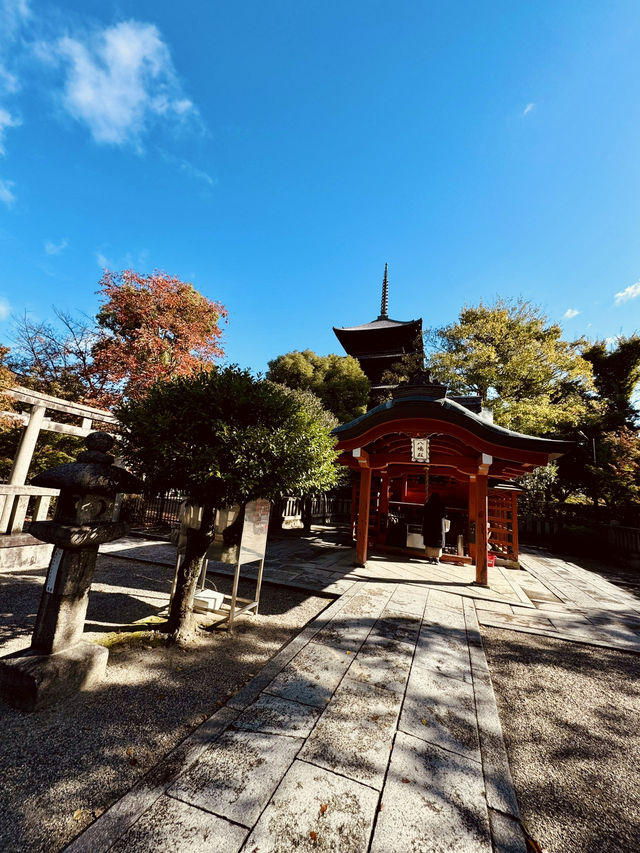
333;317;423;357
333;263;423;358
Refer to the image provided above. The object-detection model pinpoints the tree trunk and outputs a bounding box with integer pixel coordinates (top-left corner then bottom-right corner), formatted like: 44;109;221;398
302;496;312;534
167;502;216;645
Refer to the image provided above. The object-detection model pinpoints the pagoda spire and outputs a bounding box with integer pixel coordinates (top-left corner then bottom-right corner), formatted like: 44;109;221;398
379;263;389;319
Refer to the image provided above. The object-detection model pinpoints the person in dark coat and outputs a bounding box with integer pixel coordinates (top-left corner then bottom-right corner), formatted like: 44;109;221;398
422;492;446;564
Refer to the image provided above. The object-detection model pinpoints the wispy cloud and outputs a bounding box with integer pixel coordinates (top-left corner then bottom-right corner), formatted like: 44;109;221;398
96;251;111;269
158;148;215;187
44;237;68;255
48;20;198;148
0;1;30;205
522;102;535;116
0;177;15;206
0;105;21;154
0;297;10;320
614;281;640;304
563;308;580;319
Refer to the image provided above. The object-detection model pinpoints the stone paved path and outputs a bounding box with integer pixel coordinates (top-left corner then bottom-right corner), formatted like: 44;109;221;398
81;533;640;851
66;579;524;852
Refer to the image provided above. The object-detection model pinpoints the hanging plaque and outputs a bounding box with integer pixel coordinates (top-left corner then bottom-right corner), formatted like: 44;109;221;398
411;437;430;463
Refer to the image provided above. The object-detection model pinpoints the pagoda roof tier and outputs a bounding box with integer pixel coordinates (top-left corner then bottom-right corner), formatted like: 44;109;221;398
333;317;423;359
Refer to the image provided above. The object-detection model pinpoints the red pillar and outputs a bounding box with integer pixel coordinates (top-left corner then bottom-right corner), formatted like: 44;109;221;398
355;465;372;567
475;473;489;585
350;476;358;540
378;472;389;544
468;475;477;562
511;489;520;563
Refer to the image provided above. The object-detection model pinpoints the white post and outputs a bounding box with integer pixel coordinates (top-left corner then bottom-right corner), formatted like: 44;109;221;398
0;404;46;532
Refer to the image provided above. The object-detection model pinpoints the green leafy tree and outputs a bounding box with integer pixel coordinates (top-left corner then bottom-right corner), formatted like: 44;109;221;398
266;350;370;424
582;335;640;430
117;367;339;644
593;427;640;513
429;298;594;435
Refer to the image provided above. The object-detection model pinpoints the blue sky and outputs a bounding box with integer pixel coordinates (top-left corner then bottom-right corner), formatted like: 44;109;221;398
1;0;639;374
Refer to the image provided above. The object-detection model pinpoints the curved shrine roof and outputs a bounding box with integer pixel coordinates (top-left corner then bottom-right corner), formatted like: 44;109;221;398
333;391;571;462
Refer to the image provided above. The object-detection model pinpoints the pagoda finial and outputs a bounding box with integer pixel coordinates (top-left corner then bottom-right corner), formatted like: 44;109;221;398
379;263;389;319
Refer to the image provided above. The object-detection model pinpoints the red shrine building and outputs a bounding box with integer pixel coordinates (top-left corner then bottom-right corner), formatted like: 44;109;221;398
333;267;570;584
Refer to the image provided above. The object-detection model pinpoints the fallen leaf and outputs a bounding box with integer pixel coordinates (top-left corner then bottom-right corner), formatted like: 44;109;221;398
401;778;411;784
72;809;87;821
421;718;427;726
176;666;182;672
125;747;133;756
346;651;351;655
216;700;223;707
371;714;380;721
93;808;105;818
309;830;317;840
379;802;384;811
319;803;328;815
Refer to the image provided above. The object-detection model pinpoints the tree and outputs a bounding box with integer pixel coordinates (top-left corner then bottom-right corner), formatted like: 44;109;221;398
7;271;227;410
266;350;370;424
92;270;227;406
582;335;640;430
429;298;595;436
9;310;107;404
593;427;640;514
117;367;339;644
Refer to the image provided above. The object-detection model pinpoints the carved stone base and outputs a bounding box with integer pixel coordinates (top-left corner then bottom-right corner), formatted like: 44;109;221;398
0;641;108;711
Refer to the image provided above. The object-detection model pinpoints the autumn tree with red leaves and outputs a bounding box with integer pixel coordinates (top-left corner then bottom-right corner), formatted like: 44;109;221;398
91;270;227;407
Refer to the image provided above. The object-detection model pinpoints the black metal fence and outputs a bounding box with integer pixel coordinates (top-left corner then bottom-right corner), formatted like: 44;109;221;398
126;491;352;530
126;491;186;528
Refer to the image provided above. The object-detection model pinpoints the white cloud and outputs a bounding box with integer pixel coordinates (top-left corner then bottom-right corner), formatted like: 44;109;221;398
563;308;580;319
0;106;20;154
96;251;111;268
44;238;68;255
0;297;10;319
614;281;640;304
0;177;15;205
51;20;197;147
522;102;535;116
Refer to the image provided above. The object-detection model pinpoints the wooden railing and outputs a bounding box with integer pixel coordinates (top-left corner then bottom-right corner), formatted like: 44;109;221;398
0;485;59;536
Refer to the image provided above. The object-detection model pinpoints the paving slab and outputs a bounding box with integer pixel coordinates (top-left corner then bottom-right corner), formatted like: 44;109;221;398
348;633;414;694
371;607;422;642
109;795;247;853
265;640;353;708
312;616;373;652
427;589;465;612
370;732;491;853
300;676;402;789
422;604;467;632
243;759;379;852
168;729;302;827
413;625;472;682
488;809;527;853
233;693;321;738
400;665;481;762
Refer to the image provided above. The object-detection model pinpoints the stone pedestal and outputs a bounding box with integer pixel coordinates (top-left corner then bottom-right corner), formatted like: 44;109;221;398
0;642;108;712
0;432;141;712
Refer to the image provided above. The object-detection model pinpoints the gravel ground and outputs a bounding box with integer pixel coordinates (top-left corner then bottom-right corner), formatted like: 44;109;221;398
0;553;328;853
482;626;640;853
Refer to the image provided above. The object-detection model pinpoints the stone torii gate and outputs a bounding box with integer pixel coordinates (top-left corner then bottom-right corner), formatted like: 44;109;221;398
0;387;117;567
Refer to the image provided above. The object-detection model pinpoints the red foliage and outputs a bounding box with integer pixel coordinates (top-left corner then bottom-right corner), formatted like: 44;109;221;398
90;270;227;407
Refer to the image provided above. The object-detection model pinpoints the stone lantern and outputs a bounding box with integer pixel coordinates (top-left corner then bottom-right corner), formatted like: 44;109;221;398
0;431;142;711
